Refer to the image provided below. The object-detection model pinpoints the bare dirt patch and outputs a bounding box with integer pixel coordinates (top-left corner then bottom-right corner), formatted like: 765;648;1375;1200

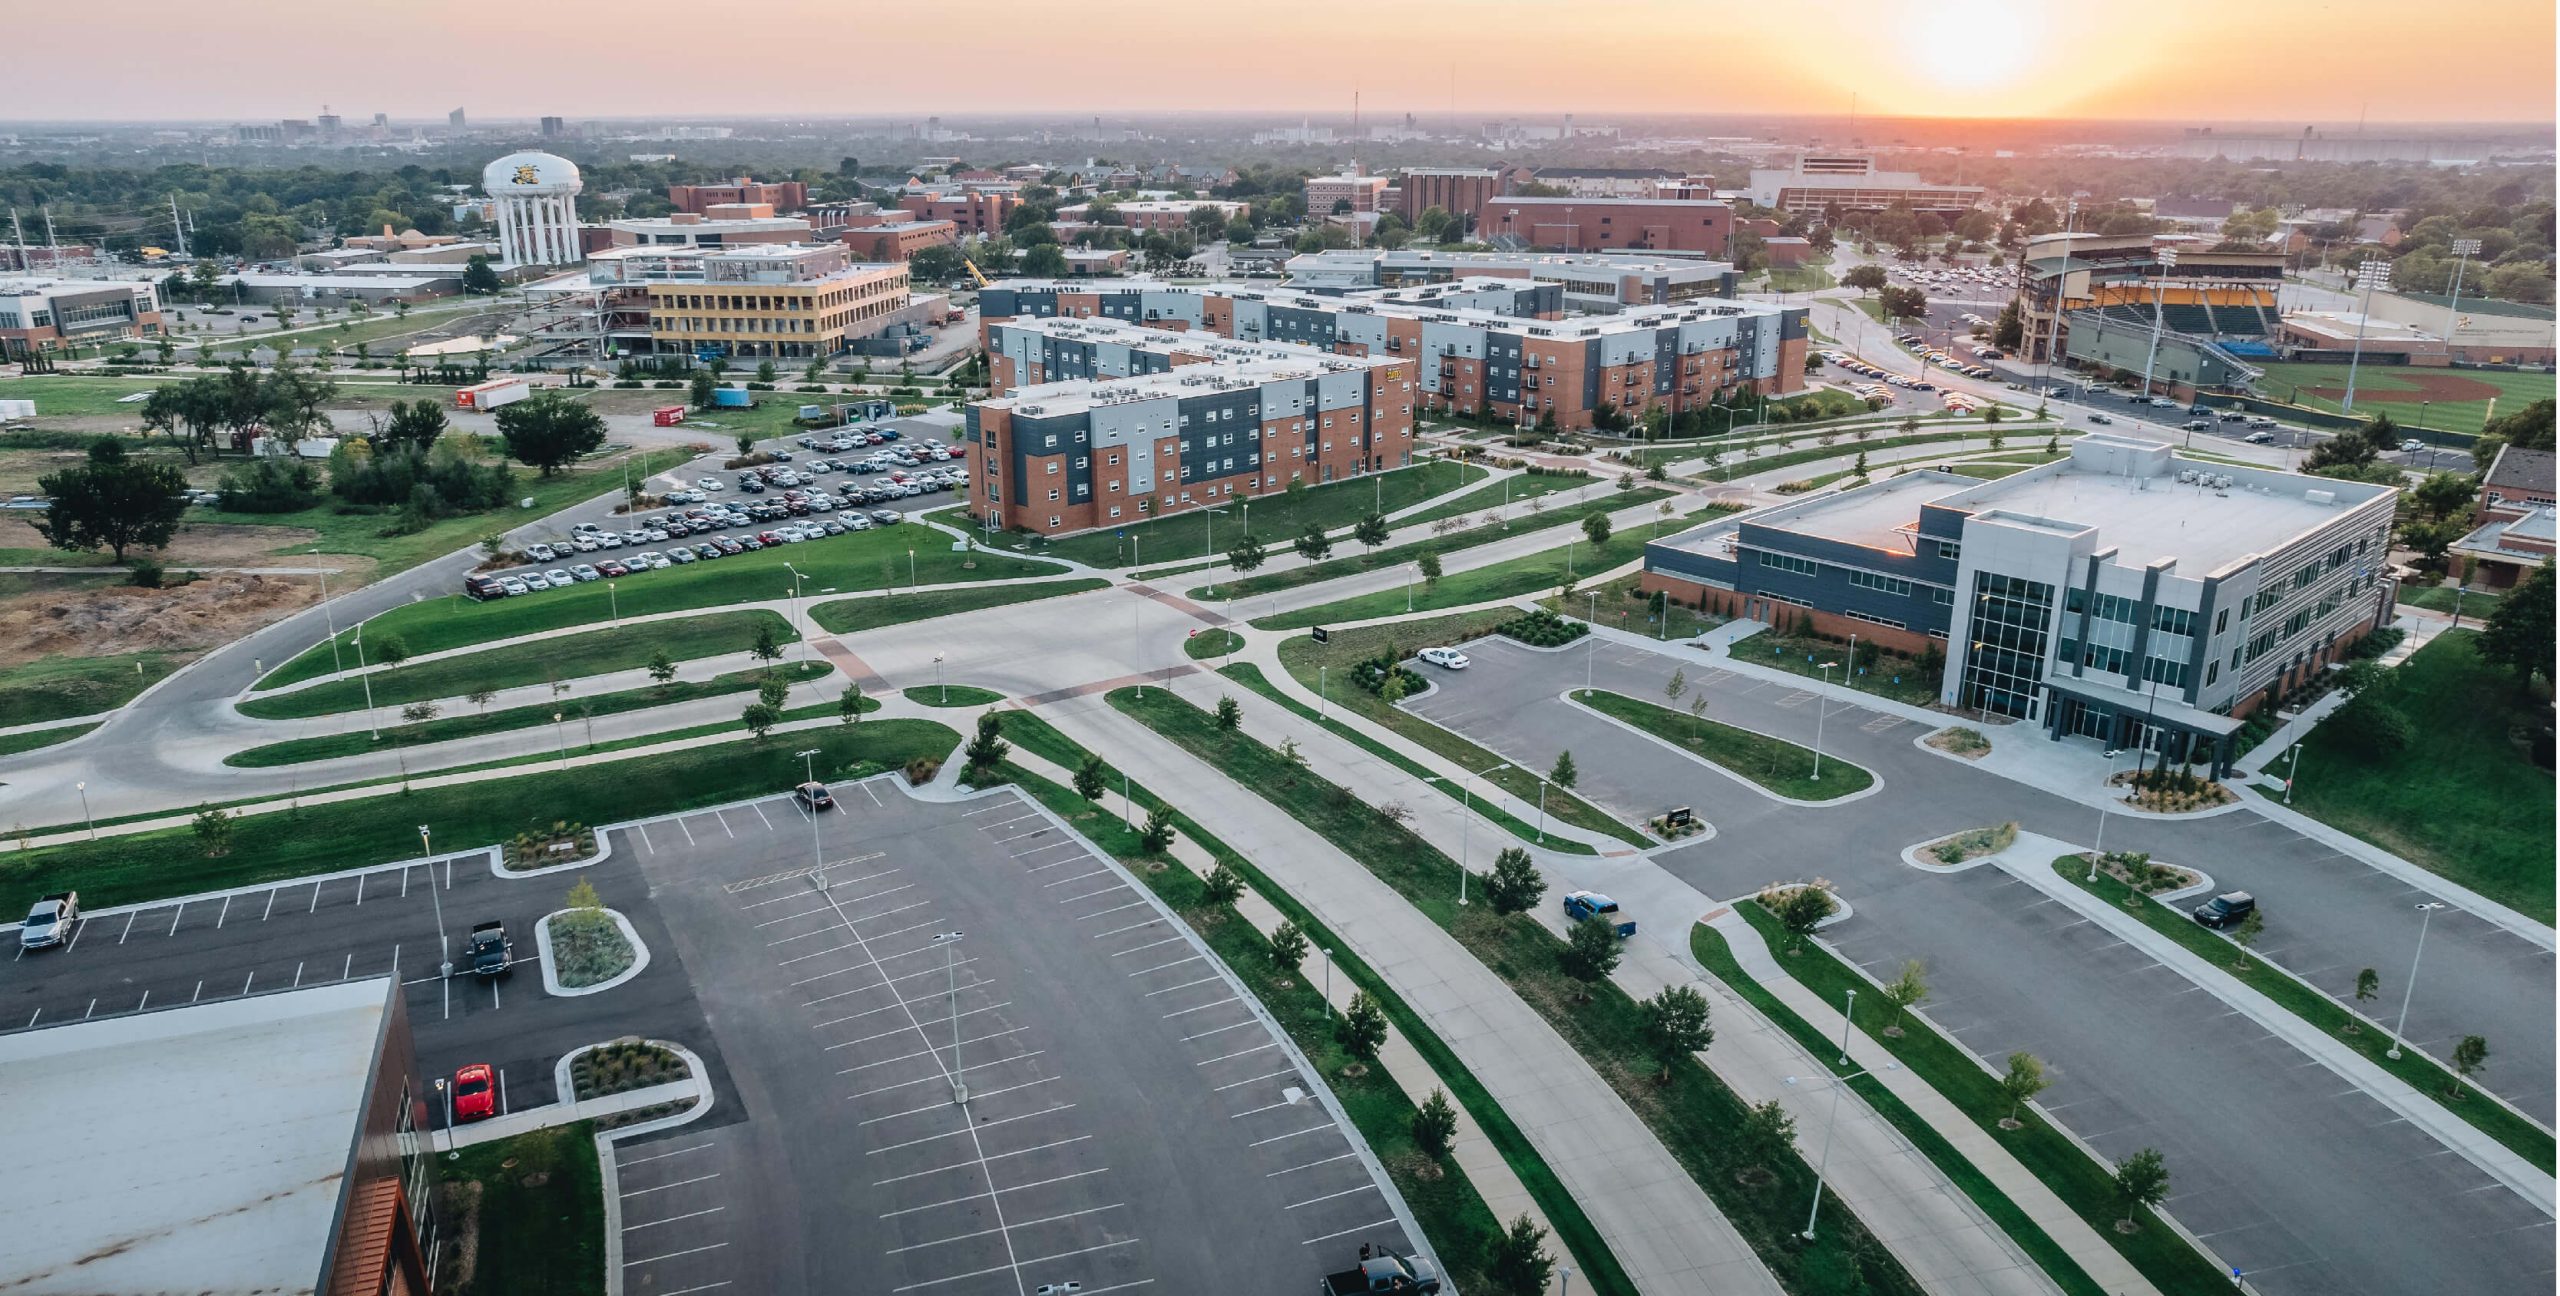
0;570;320;671
2296;371;2505;405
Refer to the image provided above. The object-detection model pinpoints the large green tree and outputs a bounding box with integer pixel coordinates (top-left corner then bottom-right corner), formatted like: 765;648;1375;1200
33;438;190;562
2474;563;2554;686
494;392;608;476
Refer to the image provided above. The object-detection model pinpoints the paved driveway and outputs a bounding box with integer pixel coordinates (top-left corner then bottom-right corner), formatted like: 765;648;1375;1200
1408;634;2555;1296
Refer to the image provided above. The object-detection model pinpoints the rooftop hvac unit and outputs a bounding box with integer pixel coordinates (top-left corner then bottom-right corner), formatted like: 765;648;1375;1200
2304;489;2335;505
2213;475;2233;489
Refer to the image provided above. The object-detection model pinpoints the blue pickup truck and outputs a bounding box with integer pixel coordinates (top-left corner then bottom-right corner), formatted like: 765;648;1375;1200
1563;891;1636;937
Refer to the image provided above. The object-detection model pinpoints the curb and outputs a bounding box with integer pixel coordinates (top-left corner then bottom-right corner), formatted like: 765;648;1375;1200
535;907;651;997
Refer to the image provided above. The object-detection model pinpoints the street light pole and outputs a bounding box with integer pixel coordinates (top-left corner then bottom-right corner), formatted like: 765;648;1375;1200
2341;260;2392;413
354;629;379;740
2442;239;2482;343
2283;741;2304;805
1320;946;1334;1019
1584;590;1600;695
1812;660;1840;780
934;931;968;1103
319;567;342;674
934;651;947;704
608;580;618;630
2386;902;2448;1060
1429;760;1508;906
76;781;94;840
419;825;451;979
2089;744;2123;882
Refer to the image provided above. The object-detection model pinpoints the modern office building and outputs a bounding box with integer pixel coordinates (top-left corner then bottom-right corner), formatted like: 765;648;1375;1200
669;176;810;214
1306;172;1391;216
1282;248;1738;311
1396;167;1504;225
1474;196;1733;257
0;979;437;1295
1640;434;2398;771
0;275;162;358
975;278;1806;430
1742;153;1986;216
522;243;921;364
965;320;1414;534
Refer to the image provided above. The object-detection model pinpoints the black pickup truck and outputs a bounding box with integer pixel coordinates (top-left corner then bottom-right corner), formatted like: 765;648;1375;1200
467;921;514;977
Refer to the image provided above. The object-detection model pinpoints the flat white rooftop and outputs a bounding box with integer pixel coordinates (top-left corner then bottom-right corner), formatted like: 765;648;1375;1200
0;979;391;1295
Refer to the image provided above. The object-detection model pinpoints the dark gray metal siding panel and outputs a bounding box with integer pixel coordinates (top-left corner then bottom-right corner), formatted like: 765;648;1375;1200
1178;388;1262;493
1007;412;1080;508
1264;306;1338;350
1580;338;1601;409
1486;334;1521;406
2123;566;2163;694
1654;330;1677;398
1644;541;1738;589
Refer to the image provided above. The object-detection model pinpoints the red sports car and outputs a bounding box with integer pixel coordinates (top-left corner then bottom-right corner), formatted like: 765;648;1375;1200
452;1064;496;1122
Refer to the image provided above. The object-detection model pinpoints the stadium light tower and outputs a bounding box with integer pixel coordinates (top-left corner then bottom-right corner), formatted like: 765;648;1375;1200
2442;238;2483;343
2039;198;2079;386
2140;245;2179;399
2341;259;2393;414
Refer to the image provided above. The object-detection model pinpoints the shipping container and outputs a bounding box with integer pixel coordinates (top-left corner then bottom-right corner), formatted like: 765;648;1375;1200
455;377;532;411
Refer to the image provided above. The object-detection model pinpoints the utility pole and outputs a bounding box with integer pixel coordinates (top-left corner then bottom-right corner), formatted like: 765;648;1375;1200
170;194;188;258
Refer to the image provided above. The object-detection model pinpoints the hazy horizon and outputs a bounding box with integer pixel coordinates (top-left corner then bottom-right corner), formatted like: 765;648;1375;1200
15;0;2553;127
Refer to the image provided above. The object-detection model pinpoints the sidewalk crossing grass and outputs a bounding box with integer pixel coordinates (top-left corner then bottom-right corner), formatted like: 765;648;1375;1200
1575;689;1876;800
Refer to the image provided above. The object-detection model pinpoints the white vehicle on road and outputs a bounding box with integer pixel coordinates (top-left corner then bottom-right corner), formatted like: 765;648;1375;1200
1417;647;1470;671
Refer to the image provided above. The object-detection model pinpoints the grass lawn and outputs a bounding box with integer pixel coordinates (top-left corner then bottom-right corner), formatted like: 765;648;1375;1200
1576;689;1875;800
240;610;795;718
1726;902;2235;1293
1634;425;2032;473
0;546;114;566
1730;628;1945;707
435;1122;604;1296
1689;924;2109;1296
1275;611;1652;849
809;577;1106;636
988;712;1634;1296
1254;525;1656;631
1219;663;1594;855
225;662;836;766
2398;581;2504;616
932;460;1487;569
0;651;186;727
0;719;957;908
0;373;191;416
1765;261;1838;293
904;684;1003;708
1395;470;1601;529
1184;628;1244;660
1199;489;1677;602
259;529;1061;688
0;721;100;757
2053;856;2553;1172
202;444;699;579
1110;687;1925;1296
1542;573;1726;642
2251;361;2554;436
2284;632;2555;920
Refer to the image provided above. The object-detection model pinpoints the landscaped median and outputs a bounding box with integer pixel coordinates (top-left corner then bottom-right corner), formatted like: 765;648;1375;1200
240;610;796;719
1573;689;1875;800
1252;521;1667;631
1720;900;2237;1294
989;709;1637;1296
1108;686;1928;1296
808;577;1107;635
1273;610;1651;849
0;720;959;909
256;526;1066;689
1688;923;2111;1296
1194;488;1678;603
2054;854;2555;1174
226;662;837;766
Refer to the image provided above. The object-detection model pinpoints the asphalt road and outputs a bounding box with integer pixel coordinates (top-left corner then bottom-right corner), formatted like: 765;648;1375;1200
1406;634;2554;1296
611;777;1420;1295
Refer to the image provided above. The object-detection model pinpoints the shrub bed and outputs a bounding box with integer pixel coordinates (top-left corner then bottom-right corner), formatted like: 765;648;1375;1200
1926;727;1991;758
1495;607;1589;647
548;902;636;990
570;1038;690;1100
1927;822;2018;865
503;821;595;871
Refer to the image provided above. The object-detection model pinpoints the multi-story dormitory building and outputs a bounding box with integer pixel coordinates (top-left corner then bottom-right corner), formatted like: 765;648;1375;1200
973;278;1807;435
1638;433;2400;774
965;319;1415;536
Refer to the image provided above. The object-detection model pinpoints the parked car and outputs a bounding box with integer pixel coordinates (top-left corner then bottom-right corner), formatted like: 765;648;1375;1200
1562;891;1635;937
571;564;601;582
452;1063;497;1122
19;891;78;951
2191;891;2256;930
499;576;531;596
526;543;557;562
2244;430;2276;444
2087;413;2114;425
795;781;835;811
2183;419;2213;432
466;921;513;976
543;568;574;587
1416;646;1470;670
869;510;903;525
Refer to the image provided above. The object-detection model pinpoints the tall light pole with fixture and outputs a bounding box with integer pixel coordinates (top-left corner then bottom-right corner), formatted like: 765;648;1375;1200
2442;238;2482;343
419;825;451;979
933;651;947;703
2341;259;2393;414
2139;246;2177;399
933;932;968;1103
795;747;824;868
1811;660;1840;780
1790;1057;1899;1242
2386;901;2448;1061
76;781;94;840
1426;761;1509;906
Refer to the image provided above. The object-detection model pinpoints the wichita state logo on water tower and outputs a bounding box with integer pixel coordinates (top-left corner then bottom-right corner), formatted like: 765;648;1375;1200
512;164;542;185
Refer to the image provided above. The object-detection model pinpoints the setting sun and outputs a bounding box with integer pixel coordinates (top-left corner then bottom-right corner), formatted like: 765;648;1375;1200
1901;0;2042;92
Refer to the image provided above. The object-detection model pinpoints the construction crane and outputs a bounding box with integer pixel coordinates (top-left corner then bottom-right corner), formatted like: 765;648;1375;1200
962;257;991;288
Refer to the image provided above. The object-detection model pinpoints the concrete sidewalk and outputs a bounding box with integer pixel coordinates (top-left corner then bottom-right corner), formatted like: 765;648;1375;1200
435;1078;698;1152
1039;693;1787;1296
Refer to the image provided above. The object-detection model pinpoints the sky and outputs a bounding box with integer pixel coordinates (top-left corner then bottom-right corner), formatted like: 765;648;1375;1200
16;0;2554;126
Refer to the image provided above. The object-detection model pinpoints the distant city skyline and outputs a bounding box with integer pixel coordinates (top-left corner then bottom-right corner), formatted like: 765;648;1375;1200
13;0;2554;126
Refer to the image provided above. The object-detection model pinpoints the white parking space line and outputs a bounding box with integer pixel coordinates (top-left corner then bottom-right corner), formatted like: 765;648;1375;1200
118;911;136;944
1142;975;1223;998
863;1103;1073;1155
847;1052;1043;1100
1266;1152;1359;1176
864;782;884;807
263;889;277;921
1248;1124;1337;1148
1214;1068;1297;1093
1160;995;1239;1019
1091;919;1164;939
713;809;737;838
807;958;982;1008
624;1206;727;1232
627;1242;731;1267
1075;901;1150;921
1012;839;1080;858
1193;1041;1280;1066
891;1238;1141;1294
825;1003;1011;1051
635;822;656;853
860;1076;1058;1126
815;985;999;1030
974;813;1043;831
217;894;232;928
1286;1184;1380;1210
840;1028;1032;1074
752;903;838;928
619;1141;716;1166
1299;1217;1398;1245
879;1166;1110;1219
736;864;895;902
655;1284;734;1296
355;873;365;905
164;905;181;938
1120;948;1198;971
622;1173;723;1198
1053;886;1128;906
751;801;776;830
886;1203;1128;1256
961;802;1016;816
1040;868;1111;889
1180;1018;1260;1043
873;1135;1094;1187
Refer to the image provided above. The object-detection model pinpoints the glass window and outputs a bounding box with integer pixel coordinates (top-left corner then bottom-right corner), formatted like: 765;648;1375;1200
1960;571;2054;719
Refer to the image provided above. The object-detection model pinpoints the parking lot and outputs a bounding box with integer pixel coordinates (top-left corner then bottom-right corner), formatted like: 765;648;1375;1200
1406;633;2553;1296
0;841;715;1116
611;776;1423;1295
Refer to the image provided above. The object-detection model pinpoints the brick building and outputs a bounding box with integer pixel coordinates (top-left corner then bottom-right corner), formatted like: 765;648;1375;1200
669;176;809;214
0;275;162;359
1057;199;1247;234
898;190;1020;237
1396;168;1504;225
841;220;959;262
1306;173;1390;215
966;318;1414;535
975;278;1805;434
2449;445;2556;589
1475;196;1733;257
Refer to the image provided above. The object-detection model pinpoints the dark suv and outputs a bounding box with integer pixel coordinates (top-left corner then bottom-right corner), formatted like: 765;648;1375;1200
2191;891;2256;930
